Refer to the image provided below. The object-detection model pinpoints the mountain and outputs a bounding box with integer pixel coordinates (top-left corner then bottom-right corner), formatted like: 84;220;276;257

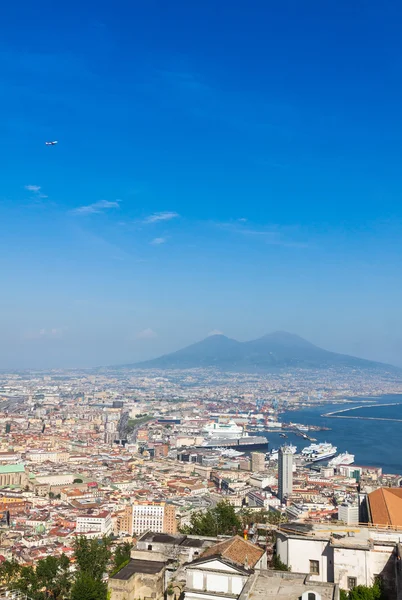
132;331;398;373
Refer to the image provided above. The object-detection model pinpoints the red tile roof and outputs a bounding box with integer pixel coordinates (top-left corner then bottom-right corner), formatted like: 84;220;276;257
200;535;264;568
368;487;402;526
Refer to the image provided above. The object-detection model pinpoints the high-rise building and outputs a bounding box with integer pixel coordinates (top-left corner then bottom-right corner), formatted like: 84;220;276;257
278;446;293;502
338;503;359;525
251;452;265;472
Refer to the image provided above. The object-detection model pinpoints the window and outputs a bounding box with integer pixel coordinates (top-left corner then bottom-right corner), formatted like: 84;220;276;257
347;577;357;590
308;594;316;600
309;560;319;575
148;544;152;550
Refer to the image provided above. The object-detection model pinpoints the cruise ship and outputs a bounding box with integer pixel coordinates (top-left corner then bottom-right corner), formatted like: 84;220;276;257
200;434;268;452
328;452;355;467
203;421;244;439
301;442;337;462
268;445;297;461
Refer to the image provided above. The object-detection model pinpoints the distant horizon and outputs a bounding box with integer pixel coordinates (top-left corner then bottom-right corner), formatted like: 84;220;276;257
1;1;402;369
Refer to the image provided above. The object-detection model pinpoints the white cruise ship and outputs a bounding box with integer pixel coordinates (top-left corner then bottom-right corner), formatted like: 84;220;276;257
301;442;337;462
328;452;355;467
269;445;297;461
203;421;244;439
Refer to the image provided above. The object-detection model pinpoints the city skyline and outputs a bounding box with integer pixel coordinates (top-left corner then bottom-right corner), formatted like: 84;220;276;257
1;1;402;368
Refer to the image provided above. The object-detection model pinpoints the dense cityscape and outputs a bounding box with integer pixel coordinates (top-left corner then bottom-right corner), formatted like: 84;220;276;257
0;367;401;599
3;0;402;599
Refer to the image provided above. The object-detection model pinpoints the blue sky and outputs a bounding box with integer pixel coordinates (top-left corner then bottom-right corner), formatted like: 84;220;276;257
1;0;402;368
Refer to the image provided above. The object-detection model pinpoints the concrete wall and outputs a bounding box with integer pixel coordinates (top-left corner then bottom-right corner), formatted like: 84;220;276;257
109;570;165;600
333;544;393;589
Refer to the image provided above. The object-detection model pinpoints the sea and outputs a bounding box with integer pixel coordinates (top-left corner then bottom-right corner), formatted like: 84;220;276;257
262;394;402;475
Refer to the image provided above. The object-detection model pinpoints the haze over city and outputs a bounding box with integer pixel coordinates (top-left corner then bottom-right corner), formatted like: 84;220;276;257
1;1;402;369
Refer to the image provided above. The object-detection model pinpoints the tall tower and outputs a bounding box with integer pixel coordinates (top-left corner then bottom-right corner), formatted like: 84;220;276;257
278;446;293;502
251;452;265;472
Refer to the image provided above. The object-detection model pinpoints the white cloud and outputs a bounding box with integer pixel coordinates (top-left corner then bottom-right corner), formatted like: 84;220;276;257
71;200;120;215
150;237;166;245
24;327;65;340
137;328;158;339
25;184;48;199
143;211;179;223
208;329;224;336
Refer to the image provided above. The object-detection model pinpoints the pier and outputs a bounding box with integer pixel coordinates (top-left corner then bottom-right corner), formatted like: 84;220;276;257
322;402;402;422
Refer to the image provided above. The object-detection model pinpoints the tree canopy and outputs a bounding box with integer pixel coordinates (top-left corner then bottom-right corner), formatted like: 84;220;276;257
180;500;242;536
341;579;385;600
0;536;114;600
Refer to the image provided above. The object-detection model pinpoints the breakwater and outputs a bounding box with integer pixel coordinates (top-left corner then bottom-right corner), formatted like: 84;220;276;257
322;402;402;422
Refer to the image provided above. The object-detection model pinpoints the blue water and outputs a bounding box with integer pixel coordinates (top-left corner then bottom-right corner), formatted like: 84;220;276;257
262;394;402;475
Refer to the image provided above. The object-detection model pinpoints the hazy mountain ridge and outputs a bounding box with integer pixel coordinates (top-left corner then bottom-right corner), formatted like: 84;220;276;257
129;331;399;373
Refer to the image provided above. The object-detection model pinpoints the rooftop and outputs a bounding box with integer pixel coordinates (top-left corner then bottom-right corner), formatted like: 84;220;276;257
368;487;402;527
0;464;25;474
246;570;336;600
139;532;186;545
111;558;166;580
200;536;264;569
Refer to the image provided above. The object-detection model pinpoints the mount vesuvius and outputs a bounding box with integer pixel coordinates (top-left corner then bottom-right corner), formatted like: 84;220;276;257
130;331;398;373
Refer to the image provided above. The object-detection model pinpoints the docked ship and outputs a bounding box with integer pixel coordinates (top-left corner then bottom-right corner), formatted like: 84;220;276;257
301;442;337;462
203;421;244;439
199;434;268;452
328;452;355;467
268;444;297;461
219;448;245;458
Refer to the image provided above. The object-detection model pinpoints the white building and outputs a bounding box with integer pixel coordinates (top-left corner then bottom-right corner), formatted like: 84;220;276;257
338;504;359;525
132;502;176;535
184;536;266;600
76;511;112;537
276;523;399;593
278;446;293;501
27;451;70;464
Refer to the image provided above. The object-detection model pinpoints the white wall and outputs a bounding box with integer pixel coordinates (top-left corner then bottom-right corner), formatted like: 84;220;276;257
277;536;330;582
333;544;393;589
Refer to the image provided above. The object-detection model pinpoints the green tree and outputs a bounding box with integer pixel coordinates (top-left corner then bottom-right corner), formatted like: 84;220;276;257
13;554;71;600
271;554;290;571
0;558;20;587
71;573;108;600
341;579;384;600
73;536;112;581
112;542;133;574
181;501;242;536
73;478;83;484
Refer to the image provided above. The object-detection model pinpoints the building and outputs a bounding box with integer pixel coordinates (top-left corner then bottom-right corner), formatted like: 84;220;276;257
27;450;70;463
132;502;177;535
367;487;402;526
184;536;266;600
76;511;112;537
242;570;339;600
251;452;265;473
338;504;359;525
276;522;400;596
0;464;28;487
108;557;167;600
136;531;215;564
278;446;293;502
115;505;133;536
